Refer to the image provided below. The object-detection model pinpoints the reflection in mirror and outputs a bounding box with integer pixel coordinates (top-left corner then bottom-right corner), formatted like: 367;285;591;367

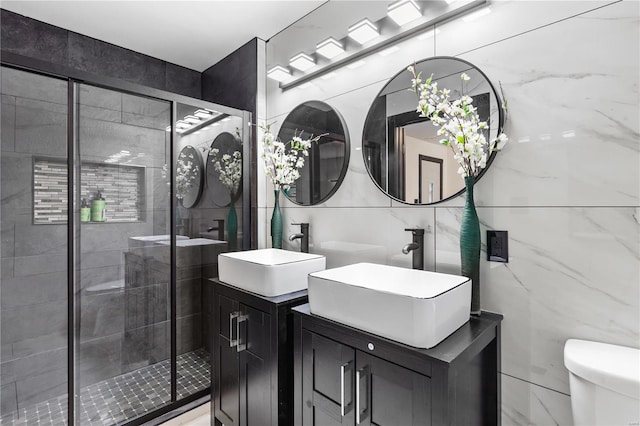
176;145;203;208
277;101;350;205
363;57;503;204
207;132;242;207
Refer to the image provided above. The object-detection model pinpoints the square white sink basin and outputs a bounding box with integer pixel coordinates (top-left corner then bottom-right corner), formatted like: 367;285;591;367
308;262;471;348
218;248;326;297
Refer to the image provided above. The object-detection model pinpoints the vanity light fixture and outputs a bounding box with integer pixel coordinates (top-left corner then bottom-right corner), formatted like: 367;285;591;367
387;0;422;26
184;115;201;124
348;18;379;44
176;120;190;129
289;52;316;71
316;37;344;59
267;65;292;82
378;46;400;57
194;109;212;119
278;0;487;90
462;6;491;22
347;60;367;69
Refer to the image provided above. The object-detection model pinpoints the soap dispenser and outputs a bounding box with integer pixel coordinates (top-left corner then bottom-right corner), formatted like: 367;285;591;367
91;190;106;222
80;198;90;222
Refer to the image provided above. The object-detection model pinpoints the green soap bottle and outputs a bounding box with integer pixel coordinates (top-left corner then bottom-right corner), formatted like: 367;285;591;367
91;190;106;222
80;198;90;222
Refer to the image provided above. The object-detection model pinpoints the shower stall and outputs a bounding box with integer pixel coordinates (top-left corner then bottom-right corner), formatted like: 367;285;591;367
0;63;251;425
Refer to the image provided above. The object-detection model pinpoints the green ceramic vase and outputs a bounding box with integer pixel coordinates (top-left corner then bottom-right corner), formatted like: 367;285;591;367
227;199;238;251
271;189;283;249
460;176;481;315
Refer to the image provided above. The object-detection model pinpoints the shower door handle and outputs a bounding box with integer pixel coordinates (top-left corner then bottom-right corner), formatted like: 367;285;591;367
236;313;248;352
229;311;239;348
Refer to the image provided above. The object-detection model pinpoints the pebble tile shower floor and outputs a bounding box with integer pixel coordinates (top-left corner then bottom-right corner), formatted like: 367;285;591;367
0;350;210;426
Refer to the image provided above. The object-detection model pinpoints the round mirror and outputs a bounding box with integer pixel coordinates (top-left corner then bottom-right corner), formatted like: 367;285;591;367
277;101;350;205
176;145;203;208
206;132;242;207
362;56;504;204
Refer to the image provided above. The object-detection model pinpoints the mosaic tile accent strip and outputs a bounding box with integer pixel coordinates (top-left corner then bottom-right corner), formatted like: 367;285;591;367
34;159;145;224
0;350;210;426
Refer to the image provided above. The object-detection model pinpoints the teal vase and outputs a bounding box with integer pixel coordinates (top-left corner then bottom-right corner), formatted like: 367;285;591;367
460;176;481;315
271;189;283;249
227;199;238;251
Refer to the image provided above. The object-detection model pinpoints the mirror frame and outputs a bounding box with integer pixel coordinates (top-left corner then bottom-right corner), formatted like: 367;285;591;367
177;145;204;208
278;100;351;206
206;131;243;208
362;56;505;205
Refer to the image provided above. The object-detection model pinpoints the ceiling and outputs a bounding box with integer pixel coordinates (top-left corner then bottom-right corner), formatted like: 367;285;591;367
1;0;326;72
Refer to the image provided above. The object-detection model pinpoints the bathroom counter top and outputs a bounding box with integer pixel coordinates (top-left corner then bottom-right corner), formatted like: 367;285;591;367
293;303;502;368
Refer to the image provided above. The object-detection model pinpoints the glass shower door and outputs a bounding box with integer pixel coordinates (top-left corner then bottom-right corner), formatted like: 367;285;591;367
0;66;69;425
74;83;172;424
172;102;245;399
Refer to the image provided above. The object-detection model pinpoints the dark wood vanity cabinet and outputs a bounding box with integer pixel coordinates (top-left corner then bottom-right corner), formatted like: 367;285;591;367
210;279;308;426
293;304;502;426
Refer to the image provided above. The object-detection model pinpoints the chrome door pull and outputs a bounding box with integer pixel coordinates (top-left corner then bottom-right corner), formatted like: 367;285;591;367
229;311;239;348
340;361;351;416
356;366;369;424
236;313;248;352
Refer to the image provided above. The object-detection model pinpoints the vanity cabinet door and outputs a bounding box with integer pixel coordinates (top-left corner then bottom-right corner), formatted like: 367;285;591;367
238;303;272;426
214;294;240;426
302;330;356;426
355;351;431;426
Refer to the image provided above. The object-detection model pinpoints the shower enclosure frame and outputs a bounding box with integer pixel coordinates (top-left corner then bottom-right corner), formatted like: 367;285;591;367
1;51;252;426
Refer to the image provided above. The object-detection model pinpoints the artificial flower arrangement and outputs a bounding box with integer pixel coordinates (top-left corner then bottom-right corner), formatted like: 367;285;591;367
207;148;242;196
407;65;508;177
259;123;323;191
163;151;199;200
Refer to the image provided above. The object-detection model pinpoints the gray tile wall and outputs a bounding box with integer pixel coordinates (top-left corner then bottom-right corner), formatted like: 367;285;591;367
1;67;69;416
1;9;202;99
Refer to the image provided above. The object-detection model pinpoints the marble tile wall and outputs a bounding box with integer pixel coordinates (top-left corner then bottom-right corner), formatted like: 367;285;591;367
264;1;640;424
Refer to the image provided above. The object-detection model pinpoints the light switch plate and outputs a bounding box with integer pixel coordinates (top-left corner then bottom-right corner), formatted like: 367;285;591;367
487;230;508;262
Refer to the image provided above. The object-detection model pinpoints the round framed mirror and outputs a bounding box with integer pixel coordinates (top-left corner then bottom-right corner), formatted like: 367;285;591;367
176;145;203;208
206;132;243;207
277;101;350;206
362;56;505;205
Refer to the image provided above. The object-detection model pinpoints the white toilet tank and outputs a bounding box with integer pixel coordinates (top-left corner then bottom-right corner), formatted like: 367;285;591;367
564;339;640;426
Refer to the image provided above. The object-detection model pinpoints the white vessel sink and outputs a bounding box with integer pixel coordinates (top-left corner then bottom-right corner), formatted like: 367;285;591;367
308;262;471;348
218;248;326;297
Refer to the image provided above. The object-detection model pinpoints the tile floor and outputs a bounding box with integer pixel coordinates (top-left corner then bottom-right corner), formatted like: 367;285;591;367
0;350;210;426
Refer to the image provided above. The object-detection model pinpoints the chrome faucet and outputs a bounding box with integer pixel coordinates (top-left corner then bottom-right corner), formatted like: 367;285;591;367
402;228;424;270
289;223;309;253
207;219;225;241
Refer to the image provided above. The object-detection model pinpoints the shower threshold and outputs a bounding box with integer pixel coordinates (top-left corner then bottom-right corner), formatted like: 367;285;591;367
0;349;210;426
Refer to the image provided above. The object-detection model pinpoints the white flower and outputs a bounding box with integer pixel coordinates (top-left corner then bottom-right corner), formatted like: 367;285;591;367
408;67;508;178
204;143;243;194
259;123;323;190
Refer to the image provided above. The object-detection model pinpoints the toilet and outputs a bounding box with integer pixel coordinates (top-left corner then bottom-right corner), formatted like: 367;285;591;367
564;339;640;425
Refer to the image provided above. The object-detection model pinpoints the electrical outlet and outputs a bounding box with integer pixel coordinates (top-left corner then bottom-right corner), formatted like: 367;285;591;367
487;230;508;262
